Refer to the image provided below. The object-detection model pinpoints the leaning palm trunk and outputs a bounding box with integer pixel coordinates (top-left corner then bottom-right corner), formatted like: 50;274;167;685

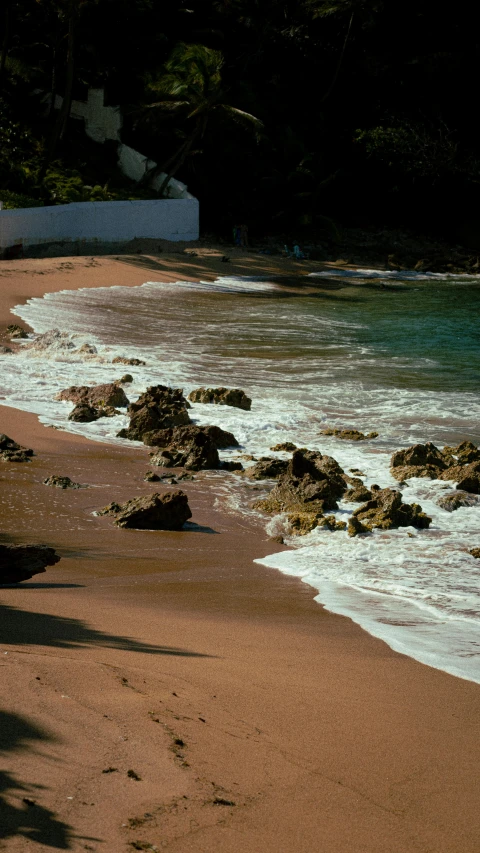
157;118;203;197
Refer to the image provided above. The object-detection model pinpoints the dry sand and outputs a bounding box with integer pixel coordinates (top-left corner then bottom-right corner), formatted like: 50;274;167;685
1;250;480;853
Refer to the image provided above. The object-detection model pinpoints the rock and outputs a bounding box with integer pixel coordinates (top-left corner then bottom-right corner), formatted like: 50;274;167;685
437;491;480;511
443;441;480;465
348;516;370;537
0;433;34;462
144;471;160;481
76;343;97;355
150;430;219;471
469;548;480;559
119;374;133;383
24;329;74;352
343;484;372;503
5;324;28;339
254;448;348;515
57;382;129;408
349;468;365;476
118;385;191;442
245;458;289;480
142;424;238;450
0;346;13;354
188;387;252;411
112;356;146;366
270;442;297;452
453;462;480;494
353;487;431;531
321;428;379;441
286;511;324;535
0;544;60;584
98;491;192;530
68;403;101;422
68;403;120;422
43;475;81;489
390;442;451;480
220;460;244;472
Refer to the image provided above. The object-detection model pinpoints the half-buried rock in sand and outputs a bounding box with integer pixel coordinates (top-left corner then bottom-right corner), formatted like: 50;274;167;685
98;491;192;529
0;544;61;584
0;434;34;462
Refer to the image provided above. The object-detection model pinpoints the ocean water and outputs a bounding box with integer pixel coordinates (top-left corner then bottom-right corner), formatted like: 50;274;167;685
4;270;480;683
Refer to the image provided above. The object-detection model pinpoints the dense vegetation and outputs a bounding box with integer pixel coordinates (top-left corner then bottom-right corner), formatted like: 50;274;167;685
0;0;478;241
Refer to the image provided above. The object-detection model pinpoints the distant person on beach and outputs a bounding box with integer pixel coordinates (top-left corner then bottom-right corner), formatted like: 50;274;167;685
233;225;241;246
240;224;249;247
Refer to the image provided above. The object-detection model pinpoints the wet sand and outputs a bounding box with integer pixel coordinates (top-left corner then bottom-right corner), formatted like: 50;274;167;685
1;251;480;852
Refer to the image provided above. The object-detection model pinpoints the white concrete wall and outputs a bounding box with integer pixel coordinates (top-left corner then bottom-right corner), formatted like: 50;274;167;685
0;198;199;252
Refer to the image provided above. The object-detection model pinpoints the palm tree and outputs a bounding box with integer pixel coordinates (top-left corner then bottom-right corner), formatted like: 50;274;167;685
137;42;263;196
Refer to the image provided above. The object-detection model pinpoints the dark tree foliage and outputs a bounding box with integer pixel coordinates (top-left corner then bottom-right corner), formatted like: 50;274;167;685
0;0;478;236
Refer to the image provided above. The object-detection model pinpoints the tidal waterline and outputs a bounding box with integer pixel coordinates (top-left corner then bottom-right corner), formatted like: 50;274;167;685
8;272;480;682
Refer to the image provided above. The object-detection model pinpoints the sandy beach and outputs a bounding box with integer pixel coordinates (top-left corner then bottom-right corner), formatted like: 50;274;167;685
1;249;480;853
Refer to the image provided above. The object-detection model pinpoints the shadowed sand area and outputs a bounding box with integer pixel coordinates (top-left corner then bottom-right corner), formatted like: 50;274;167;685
1;251;480;852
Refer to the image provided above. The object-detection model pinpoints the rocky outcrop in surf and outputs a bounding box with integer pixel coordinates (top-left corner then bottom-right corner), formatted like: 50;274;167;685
321;427;379;441
391;441;480;494
437;491;479;512
143;424;238;450
57;382;130;409
245;458;289;480
254;449;349;533
270;442;297;452
117;385;191;442
0;544;60;583
147;425;240;472
349;486;431;535
112;356;146;366
5;324;28;339
43;475;81;489
0;434;34;462
390;442;452;481
98;490;192;529
188;387;252;411
68;403;120;422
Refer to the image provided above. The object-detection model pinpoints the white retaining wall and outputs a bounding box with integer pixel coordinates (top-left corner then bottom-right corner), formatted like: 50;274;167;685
0;197;199;252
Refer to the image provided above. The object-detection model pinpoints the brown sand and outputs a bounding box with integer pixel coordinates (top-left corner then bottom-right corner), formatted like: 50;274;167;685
1;252;480;853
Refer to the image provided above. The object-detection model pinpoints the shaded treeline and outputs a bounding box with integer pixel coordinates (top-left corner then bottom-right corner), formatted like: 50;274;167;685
0;0;478;238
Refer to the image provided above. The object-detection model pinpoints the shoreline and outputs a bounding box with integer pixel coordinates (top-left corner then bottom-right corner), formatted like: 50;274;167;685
2;251;480;852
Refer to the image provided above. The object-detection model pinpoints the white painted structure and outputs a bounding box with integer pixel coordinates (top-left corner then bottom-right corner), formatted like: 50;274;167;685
0;198;199;254
54;88;194;199
55;88;122;144
117;145;194;199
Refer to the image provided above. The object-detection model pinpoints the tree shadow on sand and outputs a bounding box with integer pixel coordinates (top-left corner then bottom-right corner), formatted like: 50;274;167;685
0;710;81;848
0;603;211;657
